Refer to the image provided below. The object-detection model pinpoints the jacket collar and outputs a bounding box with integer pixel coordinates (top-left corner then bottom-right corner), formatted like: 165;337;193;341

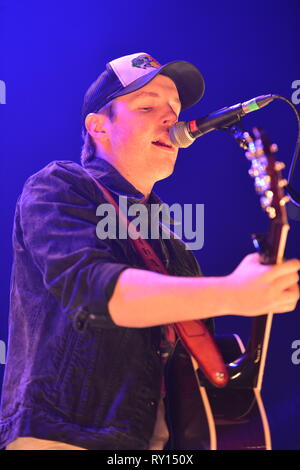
83;157;161;204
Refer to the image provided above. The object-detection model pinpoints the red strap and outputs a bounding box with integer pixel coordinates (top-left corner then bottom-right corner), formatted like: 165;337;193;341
88;173;228;388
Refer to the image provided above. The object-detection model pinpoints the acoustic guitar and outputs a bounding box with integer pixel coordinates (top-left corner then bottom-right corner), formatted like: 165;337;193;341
165;127;290;450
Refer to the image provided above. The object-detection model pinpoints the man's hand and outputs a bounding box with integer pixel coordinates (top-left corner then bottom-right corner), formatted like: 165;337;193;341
224;253;300;316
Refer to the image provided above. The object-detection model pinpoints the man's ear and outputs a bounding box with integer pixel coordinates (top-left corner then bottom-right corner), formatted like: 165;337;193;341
85;113;108;142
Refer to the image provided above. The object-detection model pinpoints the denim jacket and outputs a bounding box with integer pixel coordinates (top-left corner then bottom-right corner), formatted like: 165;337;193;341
0;157;207;450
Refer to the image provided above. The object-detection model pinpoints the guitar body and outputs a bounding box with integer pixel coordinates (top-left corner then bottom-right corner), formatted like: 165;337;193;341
165;339;269;450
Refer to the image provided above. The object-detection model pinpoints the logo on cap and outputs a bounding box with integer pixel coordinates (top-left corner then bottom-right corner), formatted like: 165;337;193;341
132;54;161;70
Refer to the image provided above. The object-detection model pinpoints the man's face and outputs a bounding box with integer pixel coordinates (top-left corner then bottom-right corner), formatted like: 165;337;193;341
103;74;181;187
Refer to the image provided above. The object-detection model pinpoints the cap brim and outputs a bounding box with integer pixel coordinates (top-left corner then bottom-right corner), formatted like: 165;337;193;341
107;60;205;111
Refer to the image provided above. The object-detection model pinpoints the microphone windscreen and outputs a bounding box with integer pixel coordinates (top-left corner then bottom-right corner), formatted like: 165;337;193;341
169;122;195;148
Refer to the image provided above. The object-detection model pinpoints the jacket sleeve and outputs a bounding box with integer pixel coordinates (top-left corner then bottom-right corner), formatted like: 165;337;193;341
19;161;130;331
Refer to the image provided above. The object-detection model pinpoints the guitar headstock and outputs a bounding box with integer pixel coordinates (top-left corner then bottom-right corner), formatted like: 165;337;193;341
243;127;290;264
244;127;289;223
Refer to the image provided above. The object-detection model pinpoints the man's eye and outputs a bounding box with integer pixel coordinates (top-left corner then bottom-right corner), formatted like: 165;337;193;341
140;107;153;111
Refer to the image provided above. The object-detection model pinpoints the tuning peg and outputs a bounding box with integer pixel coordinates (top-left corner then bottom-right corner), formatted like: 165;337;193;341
274;161;285;171
248;168;259;177
245;151;256;160
270;143;278;153
255;147;264;156
254;175;271;193
278;178;288;188
266;206;276;219
243;131;252;142
280;195;290;206
260;194;273;209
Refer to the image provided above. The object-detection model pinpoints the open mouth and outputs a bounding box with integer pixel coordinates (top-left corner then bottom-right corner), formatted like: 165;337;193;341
152;140;173;149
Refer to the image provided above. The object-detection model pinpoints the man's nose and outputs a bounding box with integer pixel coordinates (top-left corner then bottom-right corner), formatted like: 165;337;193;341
161;106;178;126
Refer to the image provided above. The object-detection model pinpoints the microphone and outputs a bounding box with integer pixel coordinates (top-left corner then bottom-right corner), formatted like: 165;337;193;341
169;94;274;148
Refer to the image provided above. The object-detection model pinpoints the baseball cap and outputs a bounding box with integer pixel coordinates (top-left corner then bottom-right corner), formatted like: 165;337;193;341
82;52;205;135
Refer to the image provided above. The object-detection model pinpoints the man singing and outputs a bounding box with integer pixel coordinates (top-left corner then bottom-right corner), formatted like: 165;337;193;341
0;52;299;450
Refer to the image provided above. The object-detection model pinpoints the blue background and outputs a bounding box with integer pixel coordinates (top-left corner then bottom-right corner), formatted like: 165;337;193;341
1;0;300;449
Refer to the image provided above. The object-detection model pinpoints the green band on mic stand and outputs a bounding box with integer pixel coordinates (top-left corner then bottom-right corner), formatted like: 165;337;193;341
244;100;260;113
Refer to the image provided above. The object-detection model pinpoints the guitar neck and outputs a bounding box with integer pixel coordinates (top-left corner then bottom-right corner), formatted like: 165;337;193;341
254;220;290;392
